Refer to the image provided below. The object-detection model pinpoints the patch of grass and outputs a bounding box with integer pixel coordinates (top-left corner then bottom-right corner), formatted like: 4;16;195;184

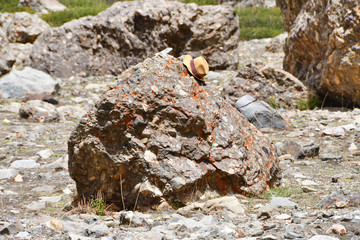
236;7;284;40
41;0;111;27
297;94;321;110
182;0;218;5
0;0;35;13
261;185;303;199
266;96;285;109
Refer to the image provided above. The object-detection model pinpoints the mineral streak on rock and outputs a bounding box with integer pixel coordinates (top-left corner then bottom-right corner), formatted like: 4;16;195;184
68;54;280;209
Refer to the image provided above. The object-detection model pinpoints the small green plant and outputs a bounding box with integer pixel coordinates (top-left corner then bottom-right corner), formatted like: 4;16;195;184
91;197;106;215
297;94;321;110
266;96;284;109
236;7;284;40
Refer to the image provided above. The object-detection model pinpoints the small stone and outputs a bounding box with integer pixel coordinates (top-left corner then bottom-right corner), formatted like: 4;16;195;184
37;149;53;159
325;223;346;235
0;169;19;179
348;143;358;151
16;231;31;239
335;201;347;208
46;219;64;231
279;154;294;162
275;214;291;220
270;197;297;207
40;195;62;203
32;186;55;192
302;186;317;193
301;180;318;186
308;235;339;240
262;235;278;240
323;127;345;137
14;174;23;182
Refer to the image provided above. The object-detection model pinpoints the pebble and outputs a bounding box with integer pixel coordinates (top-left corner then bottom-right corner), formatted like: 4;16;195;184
36;149;53;159
270;197;297;207
275;214;292;220
325;223;346;235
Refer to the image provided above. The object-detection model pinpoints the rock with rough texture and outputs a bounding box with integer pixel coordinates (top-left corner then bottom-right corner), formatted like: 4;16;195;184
18;0;67;13
0;67;59;99
19;100;60;122
0;28;15;76
234;94;290;130
275;0;307;31
317;190;360;209
30;0;239;78
280;0;360;106
222;62;307;108
68;54;280;209
0;12;50;44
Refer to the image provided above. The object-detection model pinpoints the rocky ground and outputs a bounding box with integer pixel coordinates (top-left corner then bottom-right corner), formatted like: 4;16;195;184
1;36;360;240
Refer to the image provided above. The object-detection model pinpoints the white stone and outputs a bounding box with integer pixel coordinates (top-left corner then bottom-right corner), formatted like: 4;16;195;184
323;126;345;137
275;214;291;220
0;169;19;179
144;150;157;163
301;180;318;186
348;143;358;151
10;160;40;169
40;195;62;203
26;201;46;210
37;149;53;159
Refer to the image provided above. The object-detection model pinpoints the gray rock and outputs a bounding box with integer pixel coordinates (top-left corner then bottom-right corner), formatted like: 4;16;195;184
0;67;59;99
68;53;280;208
19;100;60;122
31;186;55;192
10;159;40;169
119;211;152;227
280;140;320;159
0;12;50;43
0;222;23;235
31;0;239;78
270;197;297;207
0;28;15;76
26;201;46;210
284;224;304;239
308;236;339;240
0;169;19;179
222;62;307;108
36;149;53;159
9;43;33;68
317;190;360;209
84;223;110;238
18;0;67;12
235;95;290;130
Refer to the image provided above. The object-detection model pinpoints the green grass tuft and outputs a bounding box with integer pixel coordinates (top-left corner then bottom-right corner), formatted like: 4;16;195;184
0;0;35;13
41;0;111;27
236;7;284;40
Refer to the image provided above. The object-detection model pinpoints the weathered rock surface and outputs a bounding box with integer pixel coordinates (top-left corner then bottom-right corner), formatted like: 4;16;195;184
280;0;360;106
18;0;67;13
19;100;60;122
68;54;280;208
0;12;50;44
30;0;239;78
0;29;15;77
275;0;307;31
0;67;59;99
222;61;307;108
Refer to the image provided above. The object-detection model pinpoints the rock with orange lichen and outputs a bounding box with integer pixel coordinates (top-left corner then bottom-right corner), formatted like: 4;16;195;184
31;0;239;78
68;53;280;209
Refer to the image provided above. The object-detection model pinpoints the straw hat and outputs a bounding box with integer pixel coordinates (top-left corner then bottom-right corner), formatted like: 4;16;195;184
183;55;209;81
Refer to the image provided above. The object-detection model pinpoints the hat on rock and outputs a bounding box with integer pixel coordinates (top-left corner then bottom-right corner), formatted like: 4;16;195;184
183;55;209;81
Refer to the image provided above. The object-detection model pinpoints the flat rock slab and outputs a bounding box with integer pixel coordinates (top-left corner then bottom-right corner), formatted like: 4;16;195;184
68;53;280;209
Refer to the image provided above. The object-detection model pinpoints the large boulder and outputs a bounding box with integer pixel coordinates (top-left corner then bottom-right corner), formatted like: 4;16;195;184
280;0;360;106
0;12;50;44
30;0;239;78
68;54;280;209
0;29;15;76
221;62;307;108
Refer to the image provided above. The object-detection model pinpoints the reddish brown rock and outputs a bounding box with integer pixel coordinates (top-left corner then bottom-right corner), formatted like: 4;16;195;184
68;54;280;209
